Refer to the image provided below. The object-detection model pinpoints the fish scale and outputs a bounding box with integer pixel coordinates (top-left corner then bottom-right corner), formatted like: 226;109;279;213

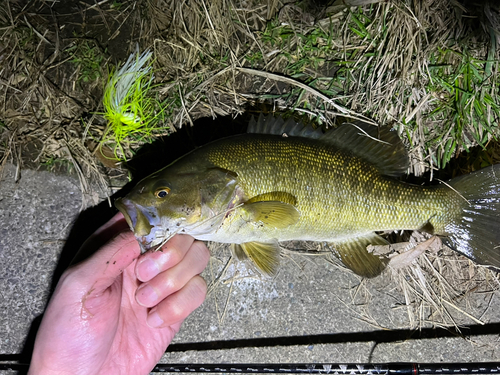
203;134;456;242
115;115;500;278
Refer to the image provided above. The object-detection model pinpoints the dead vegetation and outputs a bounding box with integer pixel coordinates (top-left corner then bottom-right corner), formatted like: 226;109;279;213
1;0;500;328
202;237;500;330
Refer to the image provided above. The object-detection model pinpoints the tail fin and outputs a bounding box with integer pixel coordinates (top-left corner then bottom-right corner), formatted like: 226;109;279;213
445;164;500;269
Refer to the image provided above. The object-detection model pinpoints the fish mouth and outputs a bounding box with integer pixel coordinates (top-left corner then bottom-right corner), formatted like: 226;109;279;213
115;197;160;253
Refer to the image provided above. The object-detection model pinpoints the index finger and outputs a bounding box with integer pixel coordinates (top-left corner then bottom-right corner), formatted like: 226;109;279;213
135;234;195;282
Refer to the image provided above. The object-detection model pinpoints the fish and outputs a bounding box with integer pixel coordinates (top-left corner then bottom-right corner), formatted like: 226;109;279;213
115;114;500;278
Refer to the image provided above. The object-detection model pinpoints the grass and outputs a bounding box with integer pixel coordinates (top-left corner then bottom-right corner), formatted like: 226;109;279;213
1;0;498;189
40;155;74;173
1;0;500;328
66;36;106;83
241;3;500;175
423;48;500;169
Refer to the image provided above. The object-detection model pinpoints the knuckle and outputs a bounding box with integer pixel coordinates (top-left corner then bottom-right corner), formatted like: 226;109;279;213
190;275;208;298
162;242;185;264
59;268;79;287
162;301;185;324
157;276;207;325
192;241;210;265
170;246;185;264
163;276;178;294
153;246;182;270
58;267;88;293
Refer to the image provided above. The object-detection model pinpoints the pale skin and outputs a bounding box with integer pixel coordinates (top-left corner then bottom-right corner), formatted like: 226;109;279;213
28;213;210;375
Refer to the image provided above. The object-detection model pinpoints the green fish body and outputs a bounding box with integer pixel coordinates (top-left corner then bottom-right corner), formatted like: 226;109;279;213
115;115;500;277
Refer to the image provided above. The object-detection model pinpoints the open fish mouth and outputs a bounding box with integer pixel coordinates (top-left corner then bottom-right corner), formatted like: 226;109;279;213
115;197;161;253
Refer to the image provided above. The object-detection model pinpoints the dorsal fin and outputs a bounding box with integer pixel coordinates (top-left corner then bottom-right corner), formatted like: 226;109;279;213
248;114;409;177
248;113;324;140
328;120;409;177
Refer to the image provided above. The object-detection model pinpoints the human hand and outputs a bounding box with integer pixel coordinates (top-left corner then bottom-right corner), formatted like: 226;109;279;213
29;213;210;375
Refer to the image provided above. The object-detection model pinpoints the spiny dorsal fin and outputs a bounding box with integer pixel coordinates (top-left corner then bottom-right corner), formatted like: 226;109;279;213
329;233;389;278
248;114;409;177
231;241;281;276
248;114;323;140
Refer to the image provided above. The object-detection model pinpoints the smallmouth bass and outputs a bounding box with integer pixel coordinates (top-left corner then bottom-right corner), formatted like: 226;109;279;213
115;115;500;277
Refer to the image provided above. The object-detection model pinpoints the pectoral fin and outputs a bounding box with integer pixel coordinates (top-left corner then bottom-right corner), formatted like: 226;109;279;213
330;233;389;278
246;191;298;206
231;241;281;276
239;201;300;229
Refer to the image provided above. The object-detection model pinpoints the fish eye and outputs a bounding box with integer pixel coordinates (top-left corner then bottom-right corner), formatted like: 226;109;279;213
155;187;171;198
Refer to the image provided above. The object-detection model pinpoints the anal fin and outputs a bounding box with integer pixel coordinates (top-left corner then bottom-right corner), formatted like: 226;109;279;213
330;233;389;278
231;241;281;276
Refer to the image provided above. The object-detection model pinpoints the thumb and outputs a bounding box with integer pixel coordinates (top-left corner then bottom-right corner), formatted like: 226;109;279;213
69;215;141;292
71;212;131;265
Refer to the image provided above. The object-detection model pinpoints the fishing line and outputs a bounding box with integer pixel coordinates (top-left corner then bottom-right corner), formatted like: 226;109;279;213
150;202;245;251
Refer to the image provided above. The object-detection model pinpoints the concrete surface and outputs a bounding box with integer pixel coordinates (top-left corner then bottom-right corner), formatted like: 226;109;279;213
0;162;499;374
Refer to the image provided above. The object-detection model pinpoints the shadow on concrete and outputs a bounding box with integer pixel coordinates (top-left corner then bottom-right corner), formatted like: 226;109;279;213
13;115;248;373
165;322;500;352
3;322;500;372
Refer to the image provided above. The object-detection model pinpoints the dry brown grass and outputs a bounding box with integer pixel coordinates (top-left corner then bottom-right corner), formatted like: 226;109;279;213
2;0;499;173
385;232;500;328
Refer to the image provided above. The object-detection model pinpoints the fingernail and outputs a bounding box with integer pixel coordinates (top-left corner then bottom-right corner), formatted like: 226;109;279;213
138;258;160;281
136;284;158;307
147;309;164;328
